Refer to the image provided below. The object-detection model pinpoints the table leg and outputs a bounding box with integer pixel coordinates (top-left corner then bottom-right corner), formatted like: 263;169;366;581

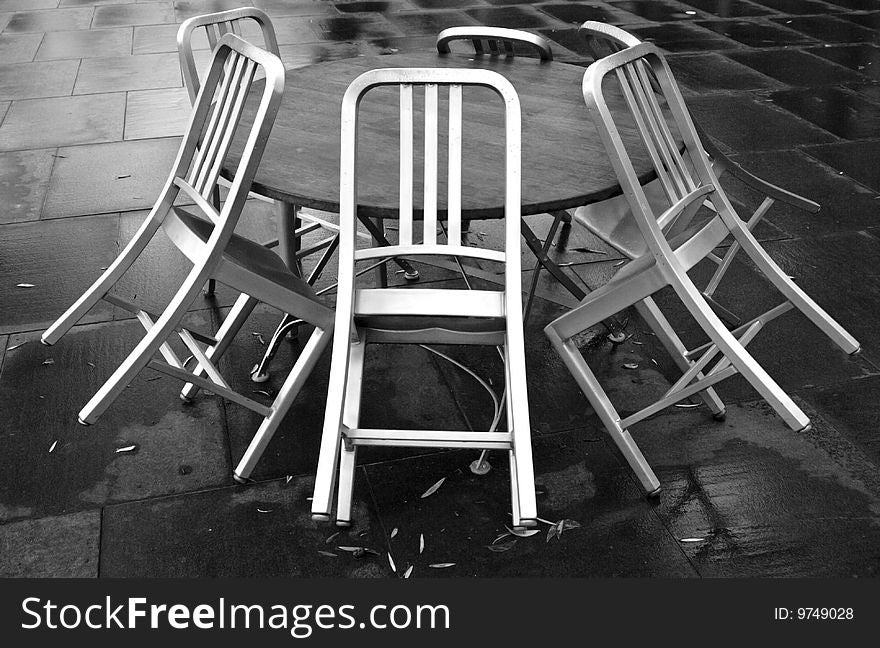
251;201;304;383
358;216;420;284
520;216;626;341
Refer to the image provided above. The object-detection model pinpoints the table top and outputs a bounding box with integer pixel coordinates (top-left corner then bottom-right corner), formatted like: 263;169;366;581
230;51;654;220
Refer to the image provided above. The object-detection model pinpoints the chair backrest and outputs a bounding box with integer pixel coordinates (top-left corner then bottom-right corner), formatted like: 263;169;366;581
164;33;284;246
177;7;280;104
582;43;732;260
578;20;639;60
437;26;553;61
336;67;522;314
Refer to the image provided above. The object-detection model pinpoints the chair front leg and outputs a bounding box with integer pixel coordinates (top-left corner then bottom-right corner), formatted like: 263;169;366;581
334;326;366;526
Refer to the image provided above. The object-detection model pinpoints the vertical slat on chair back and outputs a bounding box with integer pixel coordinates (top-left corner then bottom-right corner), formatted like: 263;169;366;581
186;49;258;211
170;34;283;232
337;67;522;296
583;43;715;247
177;7;279;105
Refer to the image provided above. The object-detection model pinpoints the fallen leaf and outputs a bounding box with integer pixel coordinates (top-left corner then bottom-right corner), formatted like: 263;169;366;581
49;441;58;453
116;174;131;179
674;402;700;409
419;533;425;554
388;553;397;573
16;283;35;288
115;445;137;454
390;527;398;539
256;508;272;514
251;332;266;345
6;342;25;352
487;539;518;553
42;359;55;365
318;551;338;558
428;563;455;568
87;362;95;368
252;390;272;397
403;565;413;578
285;475;293;484
492;532;513;545
420;477;446;499
680;537;706;543
325;531;340;545
623;363;639;370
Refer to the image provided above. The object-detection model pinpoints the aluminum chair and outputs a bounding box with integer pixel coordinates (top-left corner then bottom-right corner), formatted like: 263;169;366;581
437;25;554;61
178;8;340;382
311;67;537;529
41;34;334;483
575;21;822;326
545;43;859;496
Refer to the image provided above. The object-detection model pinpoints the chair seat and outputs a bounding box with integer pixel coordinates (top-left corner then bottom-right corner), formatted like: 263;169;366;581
165;207;321;302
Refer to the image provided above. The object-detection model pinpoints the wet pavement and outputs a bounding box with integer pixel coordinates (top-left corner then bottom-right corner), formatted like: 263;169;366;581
0;0;878;579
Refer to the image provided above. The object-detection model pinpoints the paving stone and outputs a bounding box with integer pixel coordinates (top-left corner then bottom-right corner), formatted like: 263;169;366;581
0;93;125;151
173;0;265;21
608;0;703;22
838;10;880;29
0;60;79;101
0;32;43;63
0;0;61;10
771;14;878;44
0;510;100;577
685;93;836;151
669;52;785;93
0;214;119;334
464;6;559;29
697;19;818;47
0;321;232;521
629;22;744;52
638;399;880;577
133;22;210;55
726;48;866;87
42;137;181;217
537;2;645;26
803;140;880;192
100;477;389;577
258;0;340;15
0;148;55;224
74;52;181;95
749;0;843;13
92;1;175;28
806;44;880;83
388;10;479;35
677;0;776;17
365;430;697;577
36;27;134;61
804;376;880;468
770;87;880;141
124;87;191;140
312;14;402;41
4;7;94;32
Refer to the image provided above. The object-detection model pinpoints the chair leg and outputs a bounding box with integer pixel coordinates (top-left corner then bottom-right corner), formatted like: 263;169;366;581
334;331;366;526
504;338;538;527
312;325;361;522
78;268;208;425
181;292;259;401
667;267;811;431
546;328;661;495
728;223;860;355
233;326;331;481
42;214;165;346
634;297;727;419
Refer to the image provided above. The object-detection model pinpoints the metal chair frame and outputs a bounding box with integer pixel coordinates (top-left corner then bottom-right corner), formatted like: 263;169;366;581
178;8;341;382
545;43;859;495
576;21;823;324
42;35;334;483
437;25;554;61
311;67;538;529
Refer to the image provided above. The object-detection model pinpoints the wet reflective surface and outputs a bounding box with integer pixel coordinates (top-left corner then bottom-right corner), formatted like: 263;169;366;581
1;0;880;579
